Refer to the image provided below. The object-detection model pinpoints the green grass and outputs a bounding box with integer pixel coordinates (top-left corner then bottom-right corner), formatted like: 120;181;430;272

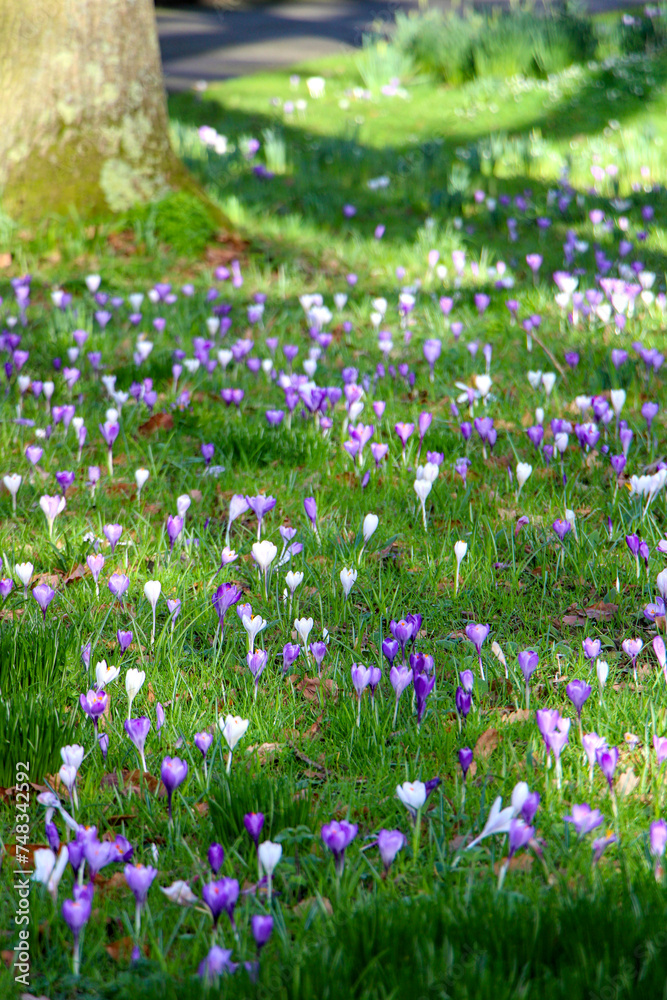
2;16;667;999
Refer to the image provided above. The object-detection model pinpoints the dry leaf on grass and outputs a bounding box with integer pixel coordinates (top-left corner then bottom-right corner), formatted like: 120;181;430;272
106;937;148;962
294;676;338;704
137;412;174;436
616;768;640;797
293;896;333;917
500;708;531;724
474;728;499;759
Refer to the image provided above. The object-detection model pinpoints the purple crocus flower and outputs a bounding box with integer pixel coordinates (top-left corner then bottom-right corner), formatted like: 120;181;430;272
465;623;489;679
124;717;151;772
304;496;318;527
390;665;413;726
32;583;55;622
382;637;399;666
414;671;436;725
247;649;268;692
117;630;133;655
108;573;129;605
124;863;157;909
198;946;237;982
62;888;93;975
582;637;601;662
212;582;242;627
103;523;123;553
455;686;471;720
622;637;643;683
321;820;358;876
282;642;301;675
245;494;276;539
458;747;473;779
252;914;274;952
596;746;619;791
194;731;213;760
244;812;265;847
166;514;184;552
564;803;604;837
161;756;188;820
376;829;406;872
202;878;240;929
552;519;571;541
566;679;592;719
208;843;225;874
518;649;538;684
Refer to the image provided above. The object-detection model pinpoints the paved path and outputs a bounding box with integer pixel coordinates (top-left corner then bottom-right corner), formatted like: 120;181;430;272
157;1;634;90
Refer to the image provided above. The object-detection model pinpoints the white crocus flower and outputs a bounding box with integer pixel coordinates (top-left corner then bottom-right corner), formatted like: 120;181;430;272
466;796;515;849
454;540;467;595
144;580;162;645
258;840;282;899
135;468;149;498
125;668;146;720
15;561;33;597
516;462;532;498
362;513;379;543
219;714;249;774
541;372;556;397
242;613;267;653
95;660;119;689
160;880;198;906
3;473;22;513
294;617;314;648
285;571;304;595
340;567;357;598
414;479;432;530
33;846;69;902
610;389;626;417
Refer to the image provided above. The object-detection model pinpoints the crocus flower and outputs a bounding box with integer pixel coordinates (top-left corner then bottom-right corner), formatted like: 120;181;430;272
166;514;184;552
582;637;601;662
124;863;157;934
246;494;276;540
414;671;435;725
508;818;534;860
33;846;68;902
117;629;133;655
33;583;55;623
252;539;277;596
244;812;265;847
202;878;239;929
251;914;274;952
566;679;592;720
208;843;225;874
108;573;129;605
518;649;538;707
459;747;474;780
564;804;604;837
40;494;66;538
161;756;188;820
124;717;151;772
592;832;618;865
376;829;406;873
62;887;93;976
247;649;268;696
194;731;213;767
622;638;643;683
143;580;161;645
649;820;667;877
396;778;440;821
340;566;357;598
454;540;467;595
455;686;471;722
198;945;237;982
321;820;358;876
219;714;249;774
125;668;145;719
351;663;371;726
258;840;282;902
466;623;490;679
390;665;413;726
596;746;619;792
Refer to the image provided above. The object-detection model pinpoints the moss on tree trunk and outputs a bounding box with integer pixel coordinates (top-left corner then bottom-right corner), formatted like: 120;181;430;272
0;0;187;221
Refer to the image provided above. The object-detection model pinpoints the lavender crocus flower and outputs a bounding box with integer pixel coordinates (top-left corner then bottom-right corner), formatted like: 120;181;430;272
466;623;489;679
564;803;604;837
390;665;413;726
414;671;436;725
124;717;151;772
33;583;55;622
202;878;239;929
161;757;188;820
376;829;406;873
566;679;592;720
62;887;93;976
596;746;619;791
208;843;225;874
321;820;358;876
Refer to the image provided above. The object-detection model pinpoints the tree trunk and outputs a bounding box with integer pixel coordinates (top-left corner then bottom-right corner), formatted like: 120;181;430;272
0;0;186;220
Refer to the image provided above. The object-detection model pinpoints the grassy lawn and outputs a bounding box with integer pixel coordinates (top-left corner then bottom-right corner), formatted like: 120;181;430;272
2;19;667;1000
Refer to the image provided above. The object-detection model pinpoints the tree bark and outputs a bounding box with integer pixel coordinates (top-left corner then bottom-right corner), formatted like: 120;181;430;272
0;0;186;220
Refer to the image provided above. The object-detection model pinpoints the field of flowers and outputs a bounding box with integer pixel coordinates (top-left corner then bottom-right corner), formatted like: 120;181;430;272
2;18;667;1000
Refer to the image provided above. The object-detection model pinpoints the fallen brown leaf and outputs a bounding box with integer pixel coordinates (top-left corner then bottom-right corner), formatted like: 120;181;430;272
616;768;640;797
64;563;88;585
105;937;148;962
294;676;338;704
293;896;333;917
137;411;174;436
474;728;499;760
501;708;531;724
